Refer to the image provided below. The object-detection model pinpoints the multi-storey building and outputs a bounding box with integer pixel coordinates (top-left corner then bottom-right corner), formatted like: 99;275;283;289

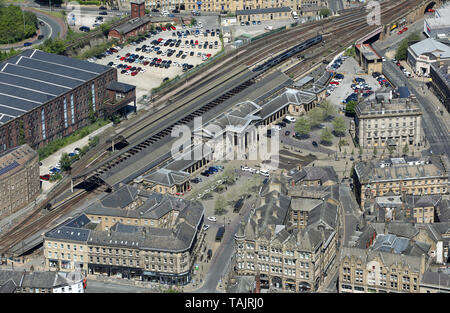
43;185;204;285
0;50;136;152
146;0;326;14
354;95;424;150
0;144;39;218
289;166;338;187
353;155;449;208
339;246;428;293
234;179;339;292
429;60;450;113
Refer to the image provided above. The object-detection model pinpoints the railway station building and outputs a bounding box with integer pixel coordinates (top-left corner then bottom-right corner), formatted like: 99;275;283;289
236;7;292;23
0;49;136;153
0;144;40;219
43;186;205;285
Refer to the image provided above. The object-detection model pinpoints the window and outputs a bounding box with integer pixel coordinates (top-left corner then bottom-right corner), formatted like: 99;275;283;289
70;94;75;125
63;98;68;128
91;83;96;111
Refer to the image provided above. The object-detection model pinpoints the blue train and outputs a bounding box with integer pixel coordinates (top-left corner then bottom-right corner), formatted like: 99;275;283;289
253;35;323;72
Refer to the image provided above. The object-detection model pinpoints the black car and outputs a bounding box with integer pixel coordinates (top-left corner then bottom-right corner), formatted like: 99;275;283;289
79;26;90;32
312;141;318;147
135;47;141;51
163;77;169;82
99;11;107;15
99;6;107;10
151;8;159;12
172;9;180;13
200;171;210;177
121;69;127;74
211;31;215;36
282;118;291;124
130;67;136;71
245;21;250;26
191;177;202;184
107;61;114;66
38;35;44;40
190;51;194;56
285;130;290;136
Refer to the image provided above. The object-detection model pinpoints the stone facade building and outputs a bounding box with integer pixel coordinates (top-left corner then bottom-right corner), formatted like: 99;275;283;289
0;144;39;218
234;178;339;292
354;95;424;150
339;246;428;293
43;185;205;285
353;155;449;208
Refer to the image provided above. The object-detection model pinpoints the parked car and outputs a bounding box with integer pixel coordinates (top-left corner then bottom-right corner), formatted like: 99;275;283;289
203;224;210;231
40;174;51;181
207;216;217;222
312;141;318;147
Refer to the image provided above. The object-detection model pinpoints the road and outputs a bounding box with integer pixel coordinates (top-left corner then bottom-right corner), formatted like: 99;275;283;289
374;44;450;158
85;280;155;293
339;184;362;247
194;195;256;293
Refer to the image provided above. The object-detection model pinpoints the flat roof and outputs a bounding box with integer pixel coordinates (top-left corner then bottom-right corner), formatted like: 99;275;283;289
0;49;112;124
356;44;382;61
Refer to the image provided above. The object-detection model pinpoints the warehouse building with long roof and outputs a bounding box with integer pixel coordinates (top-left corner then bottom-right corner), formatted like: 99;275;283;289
0;49;136;152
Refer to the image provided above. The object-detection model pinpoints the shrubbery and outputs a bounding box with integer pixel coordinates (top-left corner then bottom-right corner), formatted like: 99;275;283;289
0;5;38;44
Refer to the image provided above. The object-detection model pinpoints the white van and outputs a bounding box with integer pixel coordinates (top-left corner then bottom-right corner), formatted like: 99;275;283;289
264;26;273;31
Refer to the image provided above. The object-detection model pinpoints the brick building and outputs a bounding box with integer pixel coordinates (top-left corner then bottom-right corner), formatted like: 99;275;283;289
0;49;136;152
0;144;39;218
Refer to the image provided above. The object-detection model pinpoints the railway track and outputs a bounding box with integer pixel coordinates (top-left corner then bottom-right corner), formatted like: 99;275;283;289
0;0;425;256
0;189;92;254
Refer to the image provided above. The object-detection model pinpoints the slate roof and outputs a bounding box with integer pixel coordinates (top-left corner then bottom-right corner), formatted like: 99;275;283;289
340;247;425;272
421;271;450;289
290;166;338;185
142;168;190;187
44;226;90;243
107;81;136;93
112;15;152;35
409;38;450;59
0;270;76;292
0;49;112;124
0;144;37;179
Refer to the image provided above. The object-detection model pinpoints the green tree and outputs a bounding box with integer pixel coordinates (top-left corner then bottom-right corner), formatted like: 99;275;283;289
38;38;66;54
320;100;336;120
214;195;227;215
388;145;395;156
294;117;311;137
345;100;357;116
395;32;421;60
320;127;333;144
59;152;72;172
403;144;409;155
49;172;62;182
190;18;197;26
319;8;331;17
333;115;346;136
308;107;324;127
0;6;38;44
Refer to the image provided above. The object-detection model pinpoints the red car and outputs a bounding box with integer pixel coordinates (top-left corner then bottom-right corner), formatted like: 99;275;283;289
330;81;339;85
158;38;163;42
162;27;167;31
402;27;408;32
195;40;198;45
157;58;162;63
125;53;130;57
398;30;403;35
120;56;125;61
143;61;149;65
40;174;50;181
110;48;118;53
171;26;176;30
206;53;211;58
126;65;132;70
131;71;138;76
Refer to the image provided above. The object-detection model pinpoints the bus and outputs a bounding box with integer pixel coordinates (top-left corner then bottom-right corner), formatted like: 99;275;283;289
233;198;244;213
